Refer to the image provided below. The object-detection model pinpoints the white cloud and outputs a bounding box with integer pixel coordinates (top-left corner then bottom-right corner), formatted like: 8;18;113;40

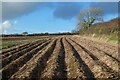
2;20;12;29
0;20;12;34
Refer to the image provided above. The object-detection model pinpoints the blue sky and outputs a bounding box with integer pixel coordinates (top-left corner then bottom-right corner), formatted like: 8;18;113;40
1;2;118;34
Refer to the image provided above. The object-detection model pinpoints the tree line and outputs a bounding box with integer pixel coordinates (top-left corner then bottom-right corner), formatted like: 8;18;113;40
1;32;78;37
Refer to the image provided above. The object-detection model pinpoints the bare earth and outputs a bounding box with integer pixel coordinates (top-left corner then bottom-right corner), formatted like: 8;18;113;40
1;36;119;80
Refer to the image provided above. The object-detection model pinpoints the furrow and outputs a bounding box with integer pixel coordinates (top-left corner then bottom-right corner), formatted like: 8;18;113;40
2;43;29;55
92;47;120;63
40;38;61;79
71;38;119;72
66;38;96;80
2;40;47;68
70;38;120;79
84;39;119;62
2;39;42;54
9;39;57;80
68;38;110;78
70;37;119;71
41;37;67;79
2;39;48;59
85;44;119;72
52;37;67;79
62;38;86;79
0;40;51;79
72;36;118;60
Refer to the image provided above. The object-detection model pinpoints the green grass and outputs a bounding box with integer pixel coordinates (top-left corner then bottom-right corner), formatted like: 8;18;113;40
80;33;119;44
1;42;20;49
1;36;49;50
109;37;120;42
1;39;36;50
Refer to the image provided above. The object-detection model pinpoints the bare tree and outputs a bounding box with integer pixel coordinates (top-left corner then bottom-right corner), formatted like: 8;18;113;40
78;7;103;29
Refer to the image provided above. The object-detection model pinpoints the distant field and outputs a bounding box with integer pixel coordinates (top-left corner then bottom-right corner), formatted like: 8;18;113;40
1;36;50;50
1;35;119;79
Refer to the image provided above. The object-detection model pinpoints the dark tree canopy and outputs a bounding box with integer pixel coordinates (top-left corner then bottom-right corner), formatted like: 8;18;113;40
22;32;28;35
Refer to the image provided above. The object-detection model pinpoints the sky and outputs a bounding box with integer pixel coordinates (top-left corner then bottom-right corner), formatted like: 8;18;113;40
0;2;118;34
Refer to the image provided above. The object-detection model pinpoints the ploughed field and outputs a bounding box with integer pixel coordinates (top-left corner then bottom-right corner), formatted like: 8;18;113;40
1;36;119;80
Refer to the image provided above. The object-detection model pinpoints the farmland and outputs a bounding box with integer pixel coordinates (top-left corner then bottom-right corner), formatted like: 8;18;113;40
0;35;119;80
1;36;50;50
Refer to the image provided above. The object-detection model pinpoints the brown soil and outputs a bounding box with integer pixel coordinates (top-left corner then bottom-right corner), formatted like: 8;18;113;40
1;36;119;80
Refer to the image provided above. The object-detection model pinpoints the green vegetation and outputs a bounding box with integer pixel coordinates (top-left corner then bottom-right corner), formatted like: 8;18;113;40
1;40;31;50
75;7;119;43
108;37;120;42
2;41;24;49
1;36;49;50
77;7;103;28
76;17;119;43
21;32;28;36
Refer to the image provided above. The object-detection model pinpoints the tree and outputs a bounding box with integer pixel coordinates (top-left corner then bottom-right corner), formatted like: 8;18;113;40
71;29;79;33
22;32;28;36
78;7;103;29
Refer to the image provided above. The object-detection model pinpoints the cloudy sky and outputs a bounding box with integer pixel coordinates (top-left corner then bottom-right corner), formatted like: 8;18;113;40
0;2;118;34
